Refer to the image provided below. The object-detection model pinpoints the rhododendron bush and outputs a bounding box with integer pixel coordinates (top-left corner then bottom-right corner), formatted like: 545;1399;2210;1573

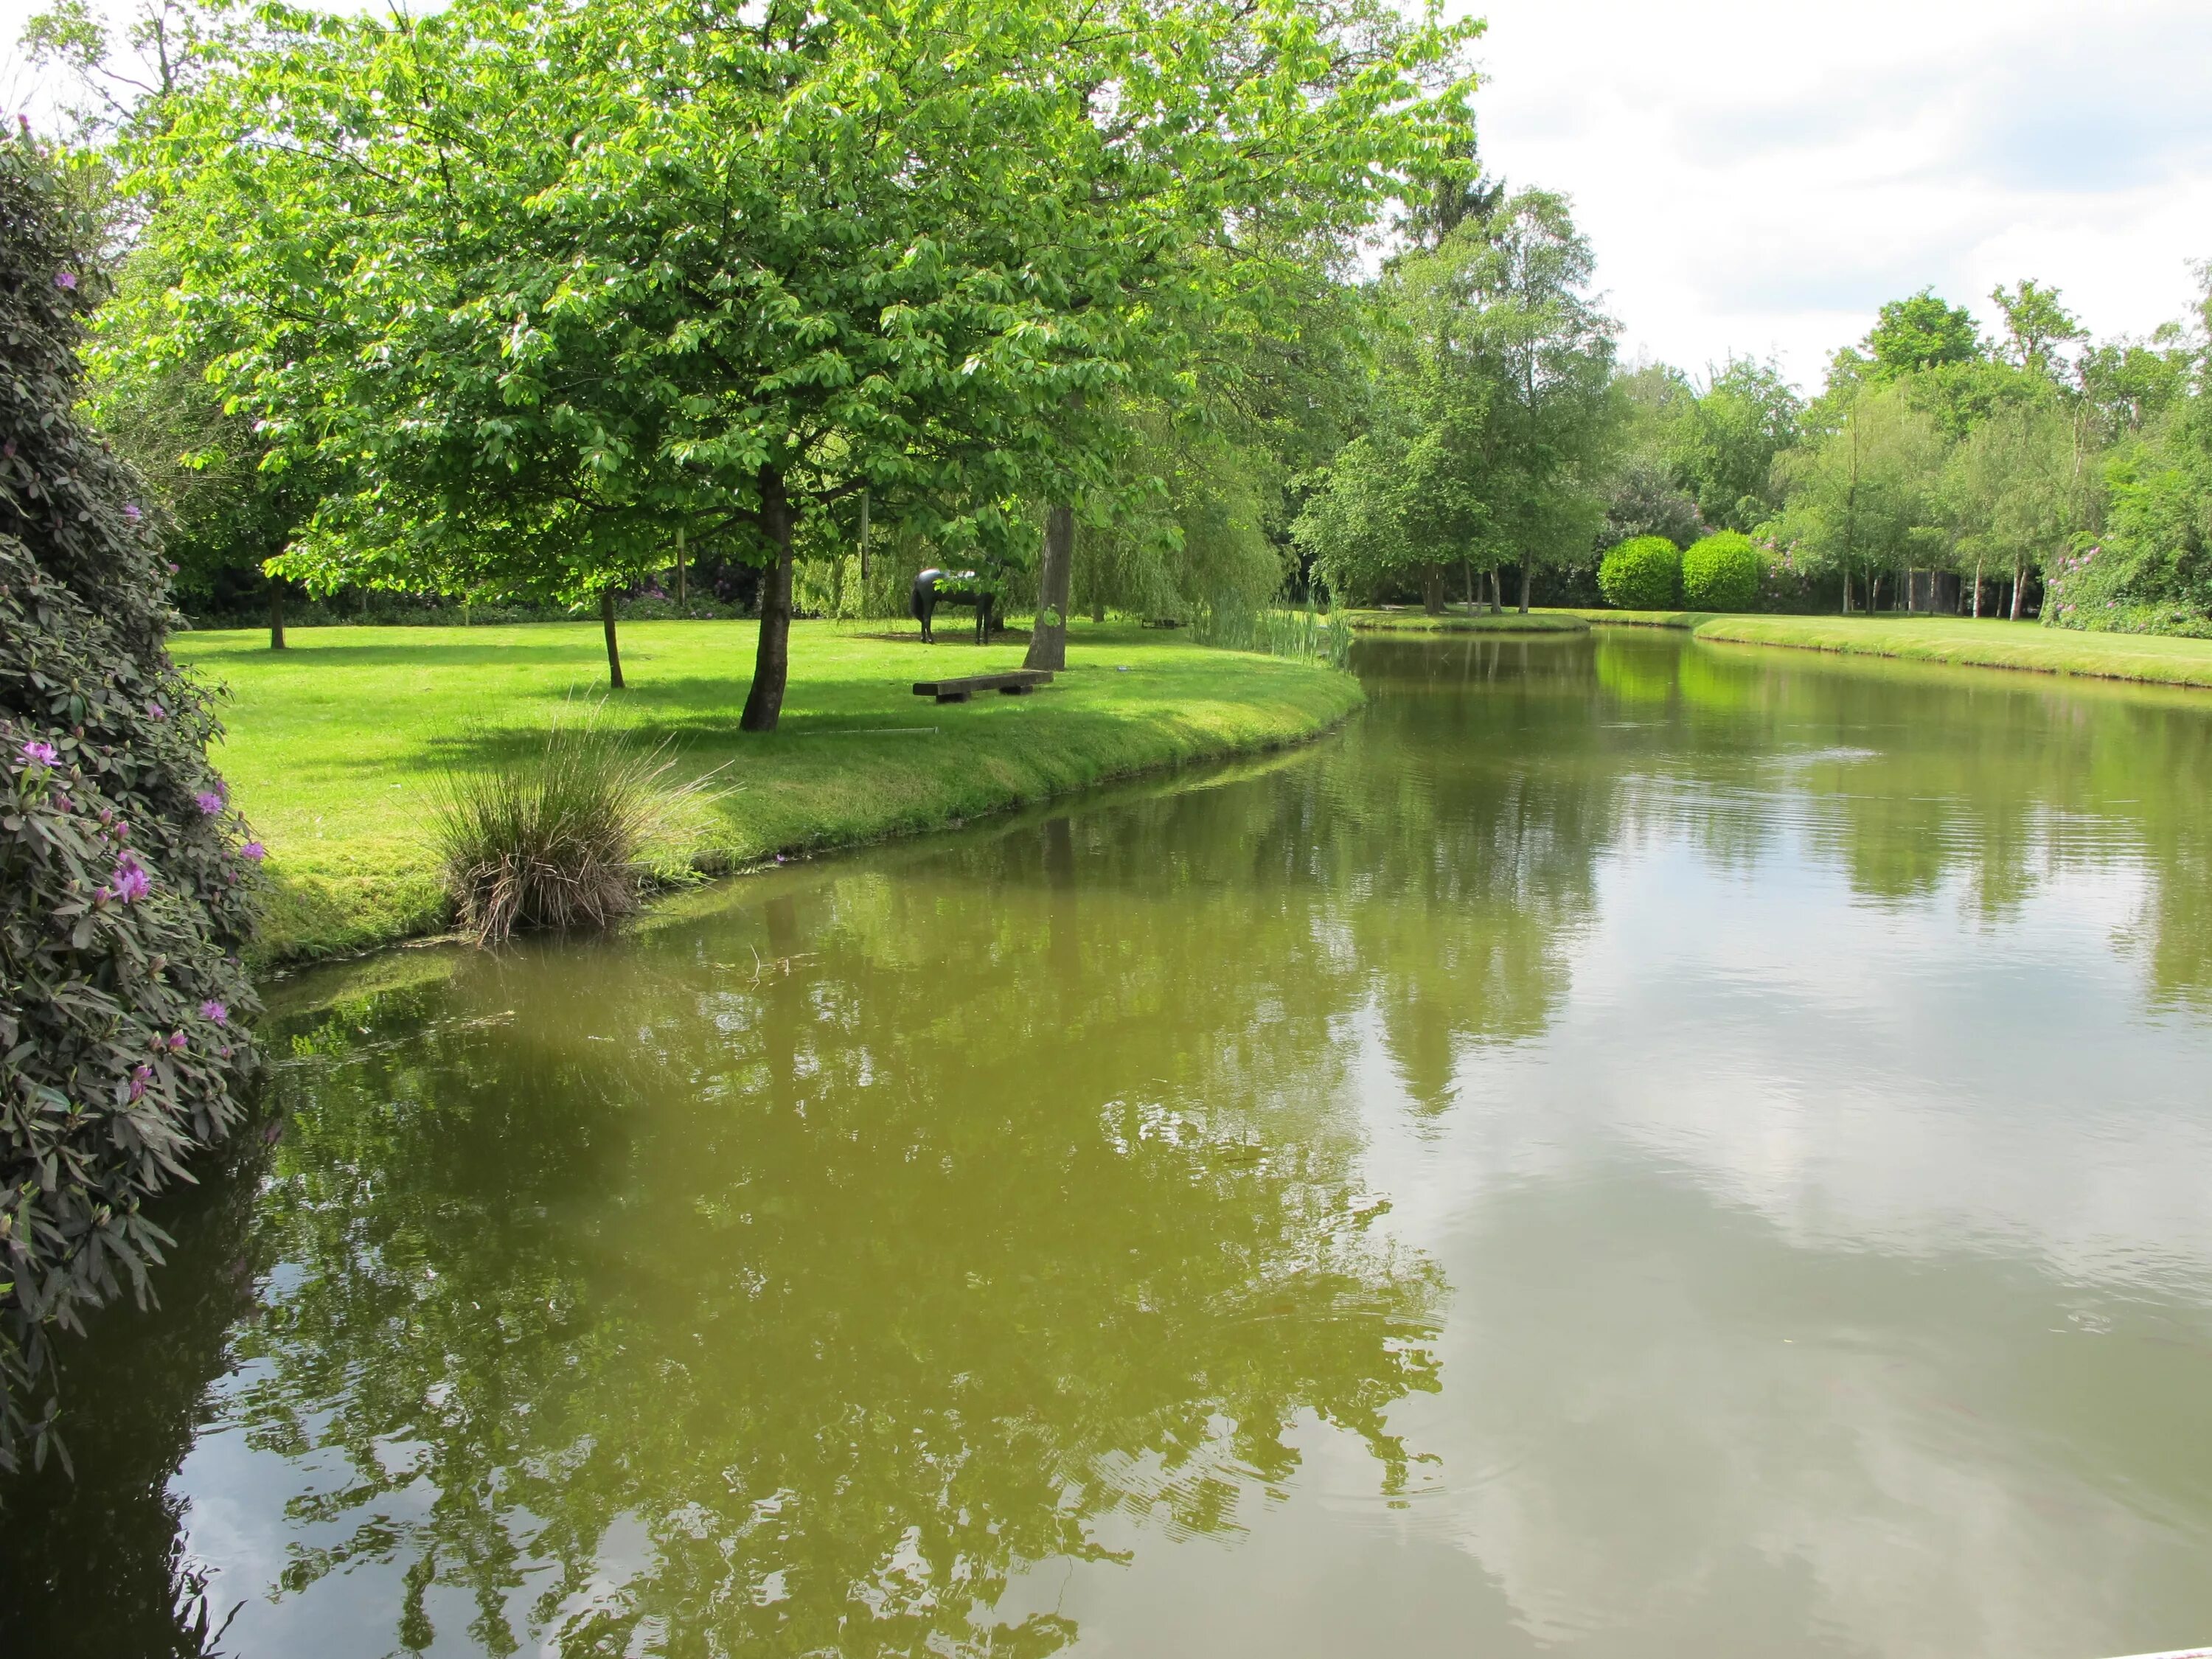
1;135;260;1472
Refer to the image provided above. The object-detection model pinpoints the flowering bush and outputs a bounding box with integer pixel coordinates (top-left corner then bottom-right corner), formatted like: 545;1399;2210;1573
1;135;261;1472
1596;535;1682;611
1753;533;1818;611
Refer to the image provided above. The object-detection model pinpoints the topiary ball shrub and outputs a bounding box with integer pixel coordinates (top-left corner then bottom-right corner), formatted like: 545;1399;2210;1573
1;134;261;1472
1597;535;1682;611
1682;531;1762;612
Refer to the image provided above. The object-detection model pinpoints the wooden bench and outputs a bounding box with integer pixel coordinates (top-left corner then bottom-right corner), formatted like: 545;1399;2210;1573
911;669;1054;704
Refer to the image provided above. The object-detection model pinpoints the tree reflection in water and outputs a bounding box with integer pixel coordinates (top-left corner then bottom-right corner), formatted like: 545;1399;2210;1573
220;829;1451;1655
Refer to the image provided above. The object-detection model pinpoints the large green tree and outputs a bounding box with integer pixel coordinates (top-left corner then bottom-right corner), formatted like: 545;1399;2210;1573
136;0;1475;720
1769;382;1946;612
1296;189;1618;613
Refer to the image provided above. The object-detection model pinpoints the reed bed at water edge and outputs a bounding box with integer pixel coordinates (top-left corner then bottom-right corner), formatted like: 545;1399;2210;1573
1187;599;1353;669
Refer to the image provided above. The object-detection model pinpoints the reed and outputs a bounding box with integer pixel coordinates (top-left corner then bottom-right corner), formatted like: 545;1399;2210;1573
1188;598;1352;669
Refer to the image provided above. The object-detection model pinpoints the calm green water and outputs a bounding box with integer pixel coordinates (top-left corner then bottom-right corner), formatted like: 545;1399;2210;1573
9;630;2212;1658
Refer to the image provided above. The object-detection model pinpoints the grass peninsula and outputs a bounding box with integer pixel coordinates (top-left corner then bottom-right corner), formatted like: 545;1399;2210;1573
173;618;1362;964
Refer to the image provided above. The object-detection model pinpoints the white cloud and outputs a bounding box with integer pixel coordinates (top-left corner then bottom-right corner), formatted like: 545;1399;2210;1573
1463;0;2212;389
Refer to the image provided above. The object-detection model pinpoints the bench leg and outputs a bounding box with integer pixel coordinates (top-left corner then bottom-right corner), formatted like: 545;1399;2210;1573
998;684;1032;695
934;690;972;703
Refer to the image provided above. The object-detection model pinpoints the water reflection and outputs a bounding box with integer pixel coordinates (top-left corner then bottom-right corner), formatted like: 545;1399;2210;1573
219;846;1447;1655
10;630;2212;1656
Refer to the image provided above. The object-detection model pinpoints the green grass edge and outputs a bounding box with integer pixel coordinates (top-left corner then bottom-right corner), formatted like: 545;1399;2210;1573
1691;615;2212;690
1343;609;1590;635
189;623;1366;970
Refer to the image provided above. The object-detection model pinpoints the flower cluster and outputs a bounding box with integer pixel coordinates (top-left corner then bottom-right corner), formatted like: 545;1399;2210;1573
104;850;153;903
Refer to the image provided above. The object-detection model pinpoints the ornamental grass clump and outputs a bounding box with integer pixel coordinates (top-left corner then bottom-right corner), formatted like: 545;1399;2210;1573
431;712;719;945
1597;535;1683;611
1;135;261;1473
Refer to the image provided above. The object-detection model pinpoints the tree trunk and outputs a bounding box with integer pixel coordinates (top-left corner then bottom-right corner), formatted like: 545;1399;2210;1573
268;578;287;650
1421;563;1445;616
675;526;686;610
1463;560;1475;612
601;585;626;690
2009;560;2025;622
1488;568;1502;615
1025;502;1075;670
1091;596;1105;624
742;470;796;730
1972;556;1983;619
1517;562;1531;614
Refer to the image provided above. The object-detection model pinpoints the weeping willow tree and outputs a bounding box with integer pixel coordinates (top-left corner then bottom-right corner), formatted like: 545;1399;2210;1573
1072;408;1289;622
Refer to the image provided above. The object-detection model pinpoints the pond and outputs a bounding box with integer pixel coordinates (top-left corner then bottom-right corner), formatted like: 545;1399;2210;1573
8;630;2212;1658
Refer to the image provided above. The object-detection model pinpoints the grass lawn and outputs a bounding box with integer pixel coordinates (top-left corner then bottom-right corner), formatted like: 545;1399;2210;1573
1692;614;2212;689
173;618;1361;964
1343;608;1588;634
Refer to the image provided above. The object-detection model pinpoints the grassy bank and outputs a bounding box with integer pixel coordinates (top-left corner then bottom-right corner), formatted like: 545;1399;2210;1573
1692;615;2212;689
1550;608;1719;630
174;618;1362;964
1344;608;1588;634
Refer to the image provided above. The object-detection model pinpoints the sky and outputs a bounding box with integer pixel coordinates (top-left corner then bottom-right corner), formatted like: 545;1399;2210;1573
1461;0;2212;388
4;0;2211;393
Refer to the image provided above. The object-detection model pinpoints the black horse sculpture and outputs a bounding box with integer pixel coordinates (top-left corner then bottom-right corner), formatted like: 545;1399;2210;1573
911;568;998;644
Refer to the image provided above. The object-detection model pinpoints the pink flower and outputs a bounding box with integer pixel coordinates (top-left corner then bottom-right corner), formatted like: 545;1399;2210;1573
128;1064;152;1102
147;701;166;719
20;739;57;767
240;841;265;863
54;270;76;291
124;503;142;524
200;1000;228;1024
167;1031;187;1051
195;790;225;815
106;851;151;902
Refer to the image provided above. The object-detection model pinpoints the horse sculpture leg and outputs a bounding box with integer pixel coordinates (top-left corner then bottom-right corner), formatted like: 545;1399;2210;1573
917;592;933;643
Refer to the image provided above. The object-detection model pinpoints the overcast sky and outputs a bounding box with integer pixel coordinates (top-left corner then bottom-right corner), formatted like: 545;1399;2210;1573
5;0;2210;393
1463;0;2212;387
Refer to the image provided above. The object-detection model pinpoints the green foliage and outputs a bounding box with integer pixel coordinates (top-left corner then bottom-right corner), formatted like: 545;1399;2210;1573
0;134;260;1472
430;710;717;945
1866;289;1984;375
1946;399;2091;611
1296;189;1618;605
1681;532;1761;611
1674;358;1801;530
1989;279;2084;378
1597;535;1682;610
1770;383;1947;605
